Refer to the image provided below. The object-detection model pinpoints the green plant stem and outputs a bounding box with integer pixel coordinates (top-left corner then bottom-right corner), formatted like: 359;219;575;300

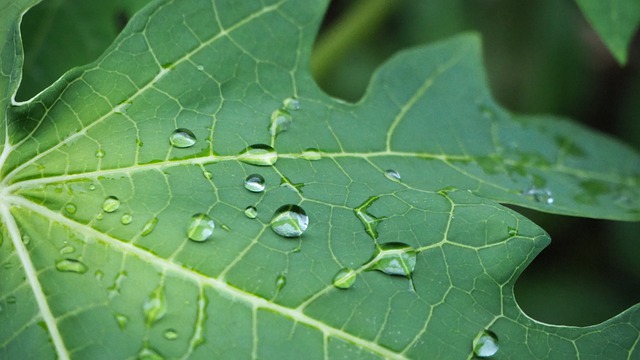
311;0;399;82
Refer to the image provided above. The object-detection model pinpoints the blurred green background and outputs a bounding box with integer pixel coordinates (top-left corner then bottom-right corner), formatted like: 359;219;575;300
18;0;640;327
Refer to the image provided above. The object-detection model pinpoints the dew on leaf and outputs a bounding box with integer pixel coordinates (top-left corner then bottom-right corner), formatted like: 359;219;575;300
275;274;287;290
95;149;105;158
332;268;357;289
120;213;133;225
384;169;402;182
270;204;309;238
244;174;266;192
523;187;554;205
141;217;158;236
22;235;31;245
164;329;179;340
55;259;88;274
143;287;167;325
244;206;258;219
269;108;292;136
221;224;231;232
64;203;77;214
88;184;96;191
187;213;215;242
508;227;518;237
473;330;499;358
169;128;197;148
283;97;300;110
95;270;104;282
138;346;164;360
368;242;417;278
301;148;321;161
203;170;213;180
238;144;277;166
115;313;129;330
103;196;120;213
59;245;75;255
354;196;383;240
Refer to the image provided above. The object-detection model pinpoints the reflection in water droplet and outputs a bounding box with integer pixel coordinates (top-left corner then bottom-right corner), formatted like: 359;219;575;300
59;245;75;255
95;149;105;158
283;97;300;110
523;187;554;205
269;109;292;136
103;196;120;213
368;242;416;278
164;329;179;340
238;144;277;166
169;128;197;148
244;174;266;192
275;274;286;290
143;287;166;325
187;213;215;242
65;203;77;214
121;213;133;225
115;313;129;330
508;227;518;237
301;148;321;161
270;204;309;238
384;169;401;182
55;259;88;274
141;217;158;236
473;330;499;358
244;206;258;219
332;268;357;289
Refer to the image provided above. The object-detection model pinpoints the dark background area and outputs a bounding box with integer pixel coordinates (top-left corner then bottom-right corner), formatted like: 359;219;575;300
18;0;640;327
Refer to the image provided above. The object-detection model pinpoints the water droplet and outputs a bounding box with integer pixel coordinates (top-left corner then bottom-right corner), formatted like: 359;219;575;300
221;224;231;232
114;102;131;114
7;296;16;304
523;187;554;205
354;196;383;240
332;268;357;289
64;203;77;214
508;227;518;237
22;235;31;245
120;213;133;225
96;213;104;220
196;65;204;71
203;170;213;180
301;148;321;161
143;287;166;325
55;259;88;274
238;144;277;166
244;206;258;219
283;97;300;110
138;346;163;360
473;330;499;358
384;169;401;182
95;149;105;158
368;242;416;278
269;109;292;136
169;128;197;148
115;313;129;330
59;245;75;255
244;174;266;192
275;274;286;290
103;196;120;213
187;213;215;242
89;184;96;191
270;204;309;238
141;217;158;236
164;329;179;340
95;270;104;282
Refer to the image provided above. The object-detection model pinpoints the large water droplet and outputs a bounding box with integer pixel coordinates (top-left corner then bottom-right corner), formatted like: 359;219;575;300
143;287;166;325
270;204;309;238
523;187;554;205
368;242;416;278
164;329;179;340
269;109;292;136
238;144;277;166
141;217;158;236
384;169;401;182
55;259;88;274
244;206;258;219
301;148;321;161
283;97;300;110
120;213;133;225
332;268;357;289
473;330;499;358
169;128;197;148
187;213;215;242
103;196;120;213
244;174;266;192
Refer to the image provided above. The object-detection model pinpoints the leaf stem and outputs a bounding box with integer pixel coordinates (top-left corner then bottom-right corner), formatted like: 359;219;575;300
311;0;399;81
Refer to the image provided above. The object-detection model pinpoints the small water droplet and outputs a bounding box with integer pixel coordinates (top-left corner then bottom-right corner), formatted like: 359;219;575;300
270;204;309;238
221;224;231;232
95;149;105;158
187;213;215;242
301;148;321;161
238;144;277;166
523;187;554;205
508;227;518;237
275;274;286;290
244;174;266;192
384;169;401;182
164;329;179;340
244;206;258;219
55;259;88;274
169;128;197;148
473;330;499;358
115;313;129;330
22;235;31;245
368;242;416;278
103;196;120;213
7;296;16;304
95;270;104;282
203;170;213;180
283;97;300;110
120;213;133;225
64;203;77;214
59;245;75;255
143;287;166;325
88;184;96;191
114;102;131;114
332;268;357;289
138;346;163;360
354;196;383;240
269;109;292;136
196;65;204;71
141;217;158;236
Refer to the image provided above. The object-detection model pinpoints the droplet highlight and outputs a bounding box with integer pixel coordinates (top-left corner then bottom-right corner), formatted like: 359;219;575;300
244;206;258;219
244;174;266;192
238;144;277;166
169;128;197;148
269;109;292;136
103;196;120;213
270;204;309;238
473;330;499;358
301;148;321;161
187;213;215;242
55;259;88;274
332;268;357;289
384;169;401;182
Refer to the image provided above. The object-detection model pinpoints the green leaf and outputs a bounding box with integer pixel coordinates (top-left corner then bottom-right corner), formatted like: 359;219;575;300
576;0;640;65
1;1;639;359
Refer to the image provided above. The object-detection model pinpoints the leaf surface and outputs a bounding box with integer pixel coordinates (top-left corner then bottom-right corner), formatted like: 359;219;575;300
1;0;639;359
